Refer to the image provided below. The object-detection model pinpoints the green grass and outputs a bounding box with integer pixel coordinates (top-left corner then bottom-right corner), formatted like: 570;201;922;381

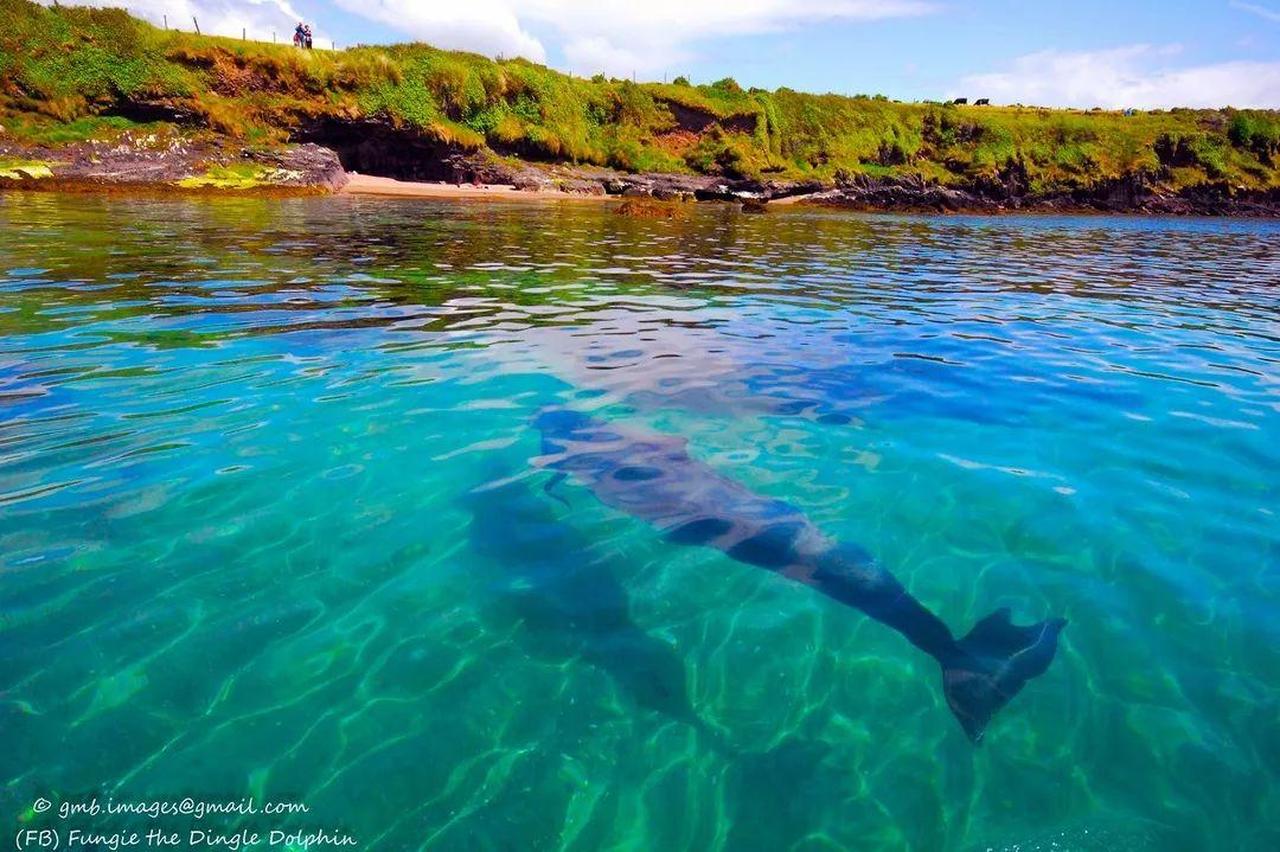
0;113;159;145
2;0;1278;192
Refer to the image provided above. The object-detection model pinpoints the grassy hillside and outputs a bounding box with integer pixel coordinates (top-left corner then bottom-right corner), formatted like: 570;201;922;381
3;0;1279;193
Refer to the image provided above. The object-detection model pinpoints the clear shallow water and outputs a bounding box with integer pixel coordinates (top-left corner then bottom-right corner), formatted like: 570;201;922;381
1;193;1277;851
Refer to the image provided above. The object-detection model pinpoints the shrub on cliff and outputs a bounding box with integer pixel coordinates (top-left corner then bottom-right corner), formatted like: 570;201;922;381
1228;111;1280;164
1155;132;1229;178
2;0;1279;194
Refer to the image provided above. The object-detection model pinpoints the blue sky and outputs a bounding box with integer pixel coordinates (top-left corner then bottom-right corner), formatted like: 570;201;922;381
55;1;1280;107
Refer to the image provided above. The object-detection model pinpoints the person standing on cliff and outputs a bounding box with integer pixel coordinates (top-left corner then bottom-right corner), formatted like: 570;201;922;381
304;25;313;49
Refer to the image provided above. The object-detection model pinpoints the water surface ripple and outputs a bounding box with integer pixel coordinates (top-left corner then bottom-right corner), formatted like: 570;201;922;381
1;194;1277;851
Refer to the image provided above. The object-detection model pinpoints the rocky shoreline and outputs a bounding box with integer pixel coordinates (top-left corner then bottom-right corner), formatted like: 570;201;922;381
811;171;1280;217
3;136;1279;217
0;136;347;194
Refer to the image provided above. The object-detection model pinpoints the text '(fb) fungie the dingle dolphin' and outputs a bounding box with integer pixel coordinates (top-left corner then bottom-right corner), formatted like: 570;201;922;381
534;408;1068;743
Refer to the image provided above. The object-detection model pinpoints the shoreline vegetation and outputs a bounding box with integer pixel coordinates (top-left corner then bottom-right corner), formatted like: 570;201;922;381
2;1;1280;215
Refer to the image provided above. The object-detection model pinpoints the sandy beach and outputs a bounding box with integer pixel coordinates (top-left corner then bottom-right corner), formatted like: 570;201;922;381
341;173;611;202
340;173;828;208
767;192;820;206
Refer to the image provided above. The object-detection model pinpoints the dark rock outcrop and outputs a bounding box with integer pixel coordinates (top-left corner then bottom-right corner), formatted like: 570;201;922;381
0;136;347;192
292;119;463;183
810;170;1280;216
817;173;979;212
254;144;348;191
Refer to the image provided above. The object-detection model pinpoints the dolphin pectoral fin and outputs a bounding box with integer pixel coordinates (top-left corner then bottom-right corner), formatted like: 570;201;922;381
664;517;734;546
941;608;1067;743
542;471;571;507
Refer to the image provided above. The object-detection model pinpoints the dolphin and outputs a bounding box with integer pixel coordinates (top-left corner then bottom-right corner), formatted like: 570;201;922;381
533;408;1067;743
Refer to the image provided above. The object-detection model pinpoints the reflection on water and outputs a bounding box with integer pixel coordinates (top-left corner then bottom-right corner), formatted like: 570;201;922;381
1;193;1277;851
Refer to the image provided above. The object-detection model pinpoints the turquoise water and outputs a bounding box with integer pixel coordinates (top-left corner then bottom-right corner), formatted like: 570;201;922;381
1;193;1277;851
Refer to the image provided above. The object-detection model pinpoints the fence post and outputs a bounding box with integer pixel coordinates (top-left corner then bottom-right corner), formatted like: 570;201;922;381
193;17;200;35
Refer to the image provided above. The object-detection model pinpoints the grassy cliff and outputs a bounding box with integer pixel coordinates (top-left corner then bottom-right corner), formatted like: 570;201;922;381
3;0;1279;194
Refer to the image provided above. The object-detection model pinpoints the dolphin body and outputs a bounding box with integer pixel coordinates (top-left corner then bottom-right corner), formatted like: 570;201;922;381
534;409;1067;742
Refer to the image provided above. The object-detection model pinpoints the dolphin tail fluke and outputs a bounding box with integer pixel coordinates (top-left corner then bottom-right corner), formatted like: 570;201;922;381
941;607;1067;743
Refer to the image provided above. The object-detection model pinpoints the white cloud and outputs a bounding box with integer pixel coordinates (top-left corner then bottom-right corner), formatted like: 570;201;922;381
1231;1;1280;24
331;1;546;62
333;1;936;75
37;0;327;45
960;44;1280;109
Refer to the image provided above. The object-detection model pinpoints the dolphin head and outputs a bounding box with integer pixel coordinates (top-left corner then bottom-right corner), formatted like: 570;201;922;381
533;407;597;438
